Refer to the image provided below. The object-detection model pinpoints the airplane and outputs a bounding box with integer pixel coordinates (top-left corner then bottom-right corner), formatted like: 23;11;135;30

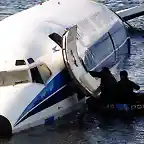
0;0;144;134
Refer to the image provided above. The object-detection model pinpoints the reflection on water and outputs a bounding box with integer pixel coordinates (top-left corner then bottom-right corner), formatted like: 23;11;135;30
0;0;144;143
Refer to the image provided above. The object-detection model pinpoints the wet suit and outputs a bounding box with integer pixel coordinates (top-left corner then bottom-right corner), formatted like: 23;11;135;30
116;78;140;104
88;70;117;104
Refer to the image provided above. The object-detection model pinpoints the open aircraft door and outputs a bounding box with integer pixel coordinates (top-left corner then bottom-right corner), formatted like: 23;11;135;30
62;25;101;97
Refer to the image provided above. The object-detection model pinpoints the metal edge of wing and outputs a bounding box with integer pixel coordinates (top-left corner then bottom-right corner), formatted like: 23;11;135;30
116;5;144;21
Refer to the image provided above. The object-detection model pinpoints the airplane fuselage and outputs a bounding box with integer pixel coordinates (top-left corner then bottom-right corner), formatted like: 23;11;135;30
0;0;130;133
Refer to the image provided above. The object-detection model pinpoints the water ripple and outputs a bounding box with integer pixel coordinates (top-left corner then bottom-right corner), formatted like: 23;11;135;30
1;0;144;144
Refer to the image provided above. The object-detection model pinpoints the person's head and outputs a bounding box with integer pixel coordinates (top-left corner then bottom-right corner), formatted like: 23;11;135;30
120;70;128;80
101;67;110;74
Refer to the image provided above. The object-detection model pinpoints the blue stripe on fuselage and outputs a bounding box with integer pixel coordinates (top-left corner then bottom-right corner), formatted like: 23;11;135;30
14;68;72;126
14;84;75;126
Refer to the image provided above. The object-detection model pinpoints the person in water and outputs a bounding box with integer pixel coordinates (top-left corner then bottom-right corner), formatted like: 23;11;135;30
88;67;117;104
116;70;140;103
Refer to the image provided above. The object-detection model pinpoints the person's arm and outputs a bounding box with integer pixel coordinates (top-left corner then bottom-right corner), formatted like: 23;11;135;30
88;71;102;78
131;81;140;90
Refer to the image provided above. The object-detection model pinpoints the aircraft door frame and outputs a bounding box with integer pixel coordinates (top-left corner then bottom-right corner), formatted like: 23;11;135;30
62;25;101;97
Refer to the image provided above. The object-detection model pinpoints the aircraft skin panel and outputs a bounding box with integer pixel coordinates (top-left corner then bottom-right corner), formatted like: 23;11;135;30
109;23;129;63
13;94;85;133
83;19;130;72
0;83;44;129
0;68;76;131
84;32;116;72
0;0;120;72
77;21;127;70
14;68;71;127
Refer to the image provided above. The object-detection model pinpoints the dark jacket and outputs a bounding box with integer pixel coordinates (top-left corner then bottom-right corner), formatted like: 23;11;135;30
88;71;117;96
117;79;140;98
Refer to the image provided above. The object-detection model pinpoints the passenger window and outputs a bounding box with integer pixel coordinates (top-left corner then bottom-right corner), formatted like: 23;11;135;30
38;64;51;84
30;67;44;84
15;60;26;66
49;33;62;47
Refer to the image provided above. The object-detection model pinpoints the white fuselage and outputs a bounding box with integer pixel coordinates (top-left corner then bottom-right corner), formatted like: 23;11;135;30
0;0;129;133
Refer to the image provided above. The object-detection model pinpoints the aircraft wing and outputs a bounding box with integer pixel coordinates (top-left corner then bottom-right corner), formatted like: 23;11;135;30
116;5;144;21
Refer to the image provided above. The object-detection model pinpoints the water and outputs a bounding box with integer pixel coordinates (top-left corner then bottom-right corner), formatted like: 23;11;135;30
0;0;39;20
1;0;144;143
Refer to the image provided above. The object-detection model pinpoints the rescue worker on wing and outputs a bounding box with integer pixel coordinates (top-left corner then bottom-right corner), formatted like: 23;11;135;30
116;70;140;103
88;67;117;104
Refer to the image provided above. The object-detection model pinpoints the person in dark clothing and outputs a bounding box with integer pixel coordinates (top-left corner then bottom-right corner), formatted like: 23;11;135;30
88;67;117;104
116;70;140;103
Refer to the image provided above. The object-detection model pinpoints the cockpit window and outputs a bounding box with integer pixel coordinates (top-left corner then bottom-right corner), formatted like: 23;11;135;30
49;33;62;47
15;60;26;66
38;64;51;84
0;70;30;86
0;64;52;86
30;67;44;84
30;63;51;85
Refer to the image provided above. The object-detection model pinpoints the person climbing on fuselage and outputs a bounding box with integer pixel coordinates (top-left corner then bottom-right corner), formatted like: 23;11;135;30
116;70;140;103
88;67;117;104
